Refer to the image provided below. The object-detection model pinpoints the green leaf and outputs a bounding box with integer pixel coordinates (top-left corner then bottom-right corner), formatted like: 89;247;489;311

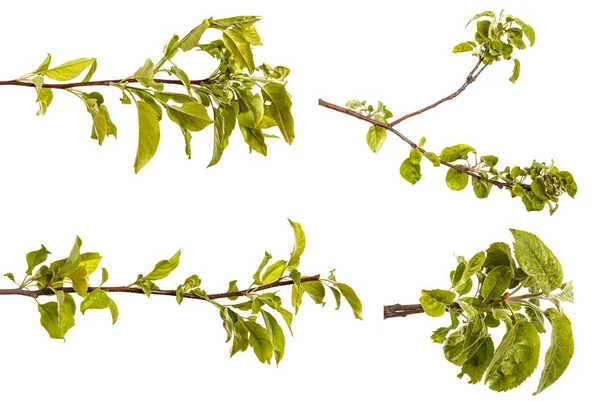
133;59;164;91
38;301;68;339
239;125;267;155
423;152;440;167
69;265;90;297
511;229;563;294
101;267;109;286
261;260;287;284
144;249;181;281
26;245;51;275
431;327;451;344
261;83;294;144
288;219;306;268
244;320;273;364
481;266;512;300
472;176;491;199
509;59;521;83
399;158;422;185
31;76;53;116
261;310;285;365
253;251;272;285
170;66;192;95
230;322;249;357
291;284;303;314
458;337;494;384
82;59;97;82
179;20;210;52
420;289;455;317
223;28;255;73
453;42;475;53
33;53;52;74
60;236;82;277
4;273;15;282
511;17;535;46
236;89;264;128
485;321;540;391
556;281;574;303
483;242;516;271
227;280;239;300
337;283;362;319
327;284;342;310
42;58;96;81
301;281;326;304
165;102;212;132
465;11;496;27
534;310;574;395
80;288;118;324
134;100;161;173
446;168;469;191
461;251;486;284
440;144;475;162
210;16;261;30
366;125;387;153
208;104;236;167
480;155;498;167
56;291;76;333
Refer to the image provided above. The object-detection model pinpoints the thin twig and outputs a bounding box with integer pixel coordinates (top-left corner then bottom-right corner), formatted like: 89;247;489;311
0;77;212;90
383;302;460;319
389;58;487;126
318;98;521;190
0;274;320;301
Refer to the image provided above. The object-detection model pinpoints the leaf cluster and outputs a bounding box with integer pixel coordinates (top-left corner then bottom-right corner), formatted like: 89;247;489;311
420;230;574;394
17;16;294;172
453;10;535;82
345;101;577;215
2;220;361;365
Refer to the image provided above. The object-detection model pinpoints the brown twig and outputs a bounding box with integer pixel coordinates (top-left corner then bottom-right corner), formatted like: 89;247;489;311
383;302;460;319
0;77;212;90
0;274;320;301
389;58;488;126
318;98;521;190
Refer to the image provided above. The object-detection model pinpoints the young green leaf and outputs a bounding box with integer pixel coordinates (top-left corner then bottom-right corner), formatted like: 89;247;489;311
420;289;456;317
252;251;272;285
133;59;164;91
446;169;469;191
481;266;512;300
453;42;475;53
366;125;387;153
41;58;96;81
179;20;210;52
239;125;267;155
337;283;362;319
509;59;521;83
134;100;161;173
439;144;475;162
510;229;563;294
485;320;540;391
261;83;294;144
143;249;182;281
80;288;118;324
301;281;326;304
472;177;491;199
165;102;212;132
534;310;574;395
400;158;422;184
208;104;236;167
458;337;494;384
423;152;441;167
244;320;273;363
26;245;51;275
261;260;287;284
287;219;306;268
261;310;285;365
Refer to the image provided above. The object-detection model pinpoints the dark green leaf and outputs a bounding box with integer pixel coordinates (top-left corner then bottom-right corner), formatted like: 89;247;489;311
446;168;469;191
534;310;574;395
458;337;494;384
485;321;540;391
134;100;161;173
337;283;362;319
511;229;563;294
261;83;294;144
144;249;181;281
440;144;475;162
481;266;512;300
26;245;51;275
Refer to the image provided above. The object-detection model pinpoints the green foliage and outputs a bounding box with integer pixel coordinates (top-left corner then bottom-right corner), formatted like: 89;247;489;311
2;220;361;365
420;230;574;394
17;16;294;172
454;10;535;82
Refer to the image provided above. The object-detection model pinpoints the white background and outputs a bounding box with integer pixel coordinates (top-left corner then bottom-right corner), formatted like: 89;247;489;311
0;0;597;401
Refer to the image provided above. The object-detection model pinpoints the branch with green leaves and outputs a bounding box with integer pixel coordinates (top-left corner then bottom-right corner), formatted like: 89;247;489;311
1;220;362;365
318;11;575;214
0;15;294;173
384;229;574;395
